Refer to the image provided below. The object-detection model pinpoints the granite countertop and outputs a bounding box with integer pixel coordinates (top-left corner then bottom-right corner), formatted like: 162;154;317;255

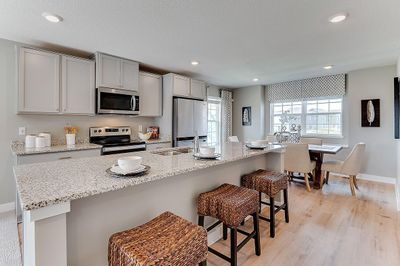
145;138;172;144
11;142;102;156
14;143;283;211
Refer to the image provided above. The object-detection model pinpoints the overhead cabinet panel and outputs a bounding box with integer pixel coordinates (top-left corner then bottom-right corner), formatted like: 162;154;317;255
172;75;191;97
139;72;162;117
190;79;207;100
18;47;60;113
61;56;95;115
122;60;139;91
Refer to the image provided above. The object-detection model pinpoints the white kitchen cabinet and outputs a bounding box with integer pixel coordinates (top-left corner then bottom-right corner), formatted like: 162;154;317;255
18;47;60;113
146;142;172;151
139;71;162;116
172;74;191;97
95;52;139;91
190;79;207;100
61;56;95;115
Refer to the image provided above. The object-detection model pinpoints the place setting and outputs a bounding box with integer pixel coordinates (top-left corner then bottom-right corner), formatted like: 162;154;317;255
106;156;150;178
193;146;221;160
245;139;269;150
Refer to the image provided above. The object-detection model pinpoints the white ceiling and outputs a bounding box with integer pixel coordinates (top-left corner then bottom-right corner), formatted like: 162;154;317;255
0;0;399;87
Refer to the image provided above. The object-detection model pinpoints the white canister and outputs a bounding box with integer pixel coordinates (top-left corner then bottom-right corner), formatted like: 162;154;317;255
66;133;76;146
35;136;47;148
38;133;51;147
25;135;36;148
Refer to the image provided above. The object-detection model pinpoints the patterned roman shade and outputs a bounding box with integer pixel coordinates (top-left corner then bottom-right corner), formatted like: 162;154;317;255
266;74;346;102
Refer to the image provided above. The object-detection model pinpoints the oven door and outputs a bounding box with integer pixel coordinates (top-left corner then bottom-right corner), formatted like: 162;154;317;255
97;87;139;115
102;144;146;155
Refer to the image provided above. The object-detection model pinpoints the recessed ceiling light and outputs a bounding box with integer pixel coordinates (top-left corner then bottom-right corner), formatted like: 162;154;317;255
329;13;347;23
324;65;333;70
253;78;259;82
42;12;63;23
191;61;199;66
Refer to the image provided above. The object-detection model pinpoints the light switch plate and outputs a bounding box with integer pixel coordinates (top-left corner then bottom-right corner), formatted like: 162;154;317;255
18;127;26;136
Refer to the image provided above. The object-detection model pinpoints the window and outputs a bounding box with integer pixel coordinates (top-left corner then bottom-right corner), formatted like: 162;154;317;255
270;98;343;137
207;98;222;147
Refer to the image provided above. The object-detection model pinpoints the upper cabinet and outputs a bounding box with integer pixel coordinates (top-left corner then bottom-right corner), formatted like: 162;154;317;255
190;79;206;100
139;72;162;117
17;47;95;115
18;47;60;113
61;56;95;115
95;52;139;91
165;73;206;100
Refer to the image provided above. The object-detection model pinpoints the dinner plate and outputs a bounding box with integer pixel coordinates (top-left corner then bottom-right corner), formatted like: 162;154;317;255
106;164;150;177
193;153;221;159
246;144;268;149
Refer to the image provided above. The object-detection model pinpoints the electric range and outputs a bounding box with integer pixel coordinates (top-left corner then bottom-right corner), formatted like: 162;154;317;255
89;126;146;155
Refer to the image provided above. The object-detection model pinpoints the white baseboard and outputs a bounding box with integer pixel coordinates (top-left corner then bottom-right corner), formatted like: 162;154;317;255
0;202;15;213
357;173;396;184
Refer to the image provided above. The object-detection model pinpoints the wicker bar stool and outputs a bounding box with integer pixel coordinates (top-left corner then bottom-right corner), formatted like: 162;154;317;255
108;211;208;266
197;183;261;266
241;169;289;238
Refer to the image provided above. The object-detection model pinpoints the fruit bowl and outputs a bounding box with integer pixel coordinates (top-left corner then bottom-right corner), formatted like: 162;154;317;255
138;132;152;141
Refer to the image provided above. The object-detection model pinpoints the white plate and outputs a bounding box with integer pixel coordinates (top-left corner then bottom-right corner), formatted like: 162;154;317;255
107;164;150;177
193;153;221;159
246;144;268;149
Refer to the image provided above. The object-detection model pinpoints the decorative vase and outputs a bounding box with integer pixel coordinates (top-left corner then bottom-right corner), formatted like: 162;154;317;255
66;134;76;146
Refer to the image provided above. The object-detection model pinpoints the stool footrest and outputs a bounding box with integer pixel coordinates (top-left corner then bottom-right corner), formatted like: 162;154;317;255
208;247;231;262
237;230;256;251
206;220;222;232
261;201;287;214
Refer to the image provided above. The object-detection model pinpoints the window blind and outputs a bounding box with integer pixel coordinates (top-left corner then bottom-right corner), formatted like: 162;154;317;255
266;74;346;102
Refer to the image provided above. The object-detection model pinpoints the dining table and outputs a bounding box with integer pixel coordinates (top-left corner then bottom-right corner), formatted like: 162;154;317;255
307;144;343;189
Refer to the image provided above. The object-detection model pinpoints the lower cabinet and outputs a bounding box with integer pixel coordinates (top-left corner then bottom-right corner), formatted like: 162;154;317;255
146;142;172;151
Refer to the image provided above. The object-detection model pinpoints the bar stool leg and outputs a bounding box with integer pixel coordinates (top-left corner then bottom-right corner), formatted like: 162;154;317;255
252;212;261;256
269;196;275;238
283;188;289;223
230;228;238;266
223;224;228;240
199;260;207;266
258;191;262;213
198;215;205;227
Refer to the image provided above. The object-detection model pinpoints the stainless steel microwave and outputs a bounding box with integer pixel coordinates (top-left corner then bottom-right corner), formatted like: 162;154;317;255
96;87;139;115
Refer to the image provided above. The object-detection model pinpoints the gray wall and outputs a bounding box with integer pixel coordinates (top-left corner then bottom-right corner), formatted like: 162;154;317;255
0;38;156;205
232;85;265;141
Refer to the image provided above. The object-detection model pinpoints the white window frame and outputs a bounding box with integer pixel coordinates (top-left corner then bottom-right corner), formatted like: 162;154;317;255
207;97;222;147
270;97;344;138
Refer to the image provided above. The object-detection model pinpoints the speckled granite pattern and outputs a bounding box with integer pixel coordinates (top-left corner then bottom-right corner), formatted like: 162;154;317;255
11;142;102;156
145;138;172;145
14;143;283;211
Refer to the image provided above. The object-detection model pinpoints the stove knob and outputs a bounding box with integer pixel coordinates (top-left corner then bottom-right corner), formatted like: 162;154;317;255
94;130;98;133
98;130;102;133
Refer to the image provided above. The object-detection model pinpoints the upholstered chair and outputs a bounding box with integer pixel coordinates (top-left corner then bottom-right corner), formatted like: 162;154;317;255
322;143;366;196
228;136;240;143
300;138;323;145
284;143;316;191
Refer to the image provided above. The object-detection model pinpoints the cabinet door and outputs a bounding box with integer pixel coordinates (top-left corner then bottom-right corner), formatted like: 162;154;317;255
96;53;122;88
121;59;139;91
18;48;60;113
190;79;206;100
172;75;190;97
61;56;95;115
194;100;208;136
139;72;162;116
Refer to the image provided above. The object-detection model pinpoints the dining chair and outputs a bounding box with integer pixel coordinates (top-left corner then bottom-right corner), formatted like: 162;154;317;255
300;138;322;145
284;143;316;192
321;143;366;196
228;136;240;143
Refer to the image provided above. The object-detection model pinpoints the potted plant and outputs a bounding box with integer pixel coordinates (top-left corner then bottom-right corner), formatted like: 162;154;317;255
64;125;78;146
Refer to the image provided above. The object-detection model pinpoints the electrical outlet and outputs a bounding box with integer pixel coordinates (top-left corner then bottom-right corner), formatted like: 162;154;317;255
18;127;26;136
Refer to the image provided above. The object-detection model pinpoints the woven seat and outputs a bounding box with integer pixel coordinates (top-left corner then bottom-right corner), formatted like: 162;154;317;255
197;183;258;228
241;169;289;197
108;211;208;266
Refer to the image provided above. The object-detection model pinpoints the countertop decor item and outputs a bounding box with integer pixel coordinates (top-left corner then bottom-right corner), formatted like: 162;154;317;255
147;126;159;139
107;164;150;178
138;132;152;141
38;132;51;147
25;135;36;148
65;125;78;146
361;99;380;127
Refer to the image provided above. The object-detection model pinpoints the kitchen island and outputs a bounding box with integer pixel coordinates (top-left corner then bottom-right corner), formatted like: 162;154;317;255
14;143;284;266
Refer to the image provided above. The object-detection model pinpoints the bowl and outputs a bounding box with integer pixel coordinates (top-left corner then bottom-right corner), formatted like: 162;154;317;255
118;156;142;171
251;140;268;146
199;146;215;156
138;132;152;141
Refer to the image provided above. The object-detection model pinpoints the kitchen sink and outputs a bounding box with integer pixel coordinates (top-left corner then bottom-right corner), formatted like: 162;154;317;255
151;147;193;156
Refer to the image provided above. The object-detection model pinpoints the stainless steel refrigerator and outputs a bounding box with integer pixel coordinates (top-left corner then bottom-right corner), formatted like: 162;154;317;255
173;98;208;147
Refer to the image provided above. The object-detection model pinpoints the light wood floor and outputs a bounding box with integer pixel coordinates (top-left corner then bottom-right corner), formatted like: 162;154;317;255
208;176;400;266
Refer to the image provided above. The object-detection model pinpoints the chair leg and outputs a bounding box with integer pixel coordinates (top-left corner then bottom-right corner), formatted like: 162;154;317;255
283;188;289;223
198;215;204;227
353;175;359;190
252;212;261;256
349;176;356;196
304;173;311;192
223;224;228;240
325;171;330;184
269;196;275;238
259;191;262;213
199;260;207;266
230;228;238;266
